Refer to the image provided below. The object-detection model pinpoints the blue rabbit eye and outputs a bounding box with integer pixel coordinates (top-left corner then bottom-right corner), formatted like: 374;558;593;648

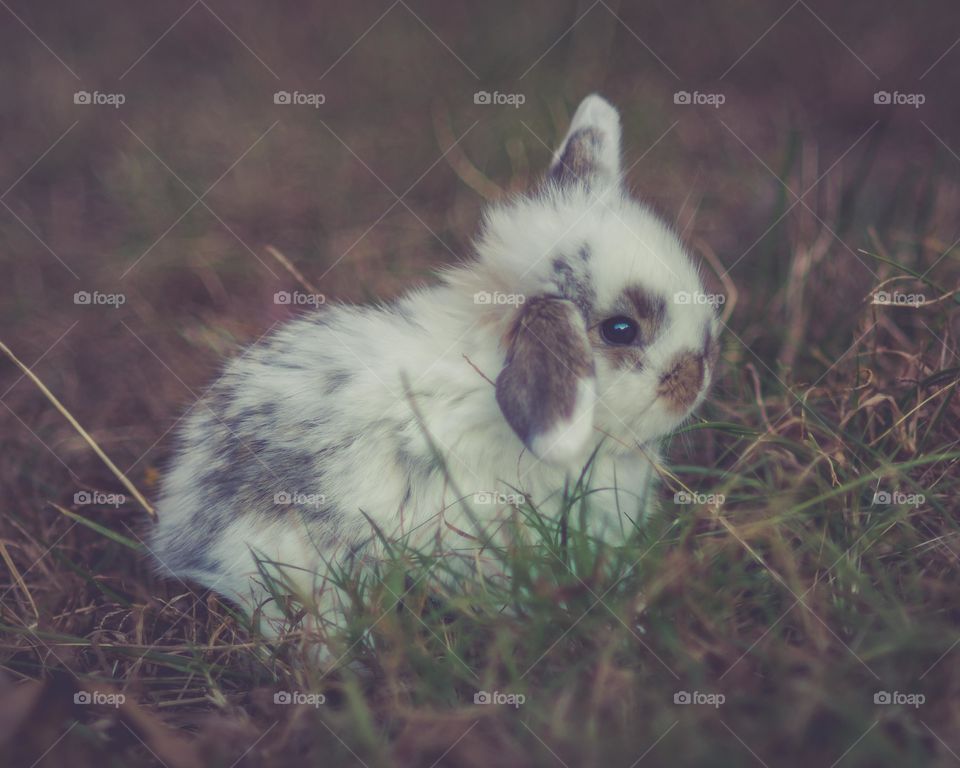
600;316;638;345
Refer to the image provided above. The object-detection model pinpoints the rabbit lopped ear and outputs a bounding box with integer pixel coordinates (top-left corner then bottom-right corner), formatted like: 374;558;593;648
548;94;622;190
495;297;597;467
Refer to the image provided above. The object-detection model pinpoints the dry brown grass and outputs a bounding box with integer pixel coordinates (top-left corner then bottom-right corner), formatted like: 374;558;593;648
2;2;960;766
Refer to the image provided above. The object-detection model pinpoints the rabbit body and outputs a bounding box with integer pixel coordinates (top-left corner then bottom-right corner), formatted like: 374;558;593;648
151;95;718;632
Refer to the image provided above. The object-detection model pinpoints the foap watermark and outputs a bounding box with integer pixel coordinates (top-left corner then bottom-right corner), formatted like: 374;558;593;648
274;290;326;307
474;290;525;306
474;90;525;108
474;491;526;506
274;491;327;507
74;90;125;108
74;290;126;308
674;690;725;708
673;290;725;307
874;690;924;708
74;690;125;708
674;491;725;507
274;690;326;707
874;90;925;108
674;90;725;108
274;90;325;108
474;690;525;708
873;490;925;508
75;490;126;508
872;290;926;307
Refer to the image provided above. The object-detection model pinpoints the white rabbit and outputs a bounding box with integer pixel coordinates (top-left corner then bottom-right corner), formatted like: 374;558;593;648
151;94;720;639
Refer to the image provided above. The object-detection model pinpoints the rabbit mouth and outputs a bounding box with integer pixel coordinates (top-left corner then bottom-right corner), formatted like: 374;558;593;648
601;386;707;452
595;393;660;449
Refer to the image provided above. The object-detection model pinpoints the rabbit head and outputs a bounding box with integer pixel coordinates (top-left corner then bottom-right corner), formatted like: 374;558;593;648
473;94;720;466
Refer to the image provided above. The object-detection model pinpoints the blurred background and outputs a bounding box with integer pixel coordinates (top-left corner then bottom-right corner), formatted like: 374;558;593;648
2;2;960;765
2;0;959;494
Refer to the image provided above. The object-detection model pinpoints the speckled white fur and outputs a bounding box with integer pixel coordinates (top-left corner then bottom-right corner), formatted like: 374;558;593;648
150;94;718;638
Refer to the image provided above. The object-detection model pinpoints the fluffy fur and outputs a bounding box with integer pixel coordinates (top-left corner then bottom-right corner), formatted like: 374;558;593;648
151;94;720;635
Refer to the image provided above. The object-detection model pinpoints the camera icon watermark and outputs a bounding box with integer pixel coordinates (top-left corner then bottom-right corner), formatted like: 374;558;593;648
74;690;125;708
673;690;725;708
674;90;725;108
473;90;526;108
273;690;326;707
673;290;725;307
74;290;126;308
872;490;924;508
274;90;326;108
874;690;924;708
673;491;725;507
473;290;525;306
874;90;925;108
74;90;126;108
474;690;525;708
74;490;126;508
274;490;327;507
274;290;326;306
871;290;926;307
473;491;526;506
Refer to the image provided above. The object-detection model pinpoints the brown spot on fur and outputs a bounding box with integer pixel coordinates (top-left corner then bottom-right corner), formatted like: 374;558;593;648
624;286;667;342
496;297;594;449
551;257;595;319
658;351;705;412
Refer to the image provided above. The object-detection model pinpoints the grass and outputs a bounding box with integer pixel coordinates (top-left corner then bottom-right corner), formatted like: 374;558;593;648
2;1;960;766
3;244;959;766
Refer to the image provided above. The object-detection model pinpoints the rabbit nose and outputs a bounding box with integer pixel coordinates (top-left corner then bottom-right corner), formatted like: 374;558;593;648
658;351;705;412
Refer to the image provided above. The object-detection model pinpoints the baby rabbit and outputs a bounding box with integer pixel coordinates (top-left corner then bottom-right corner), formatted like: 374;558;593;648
152;94;719;638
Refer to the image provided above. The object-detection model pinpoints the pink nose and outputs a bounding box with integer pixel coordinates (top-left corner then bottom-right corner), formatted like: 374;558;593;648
658;352;705;412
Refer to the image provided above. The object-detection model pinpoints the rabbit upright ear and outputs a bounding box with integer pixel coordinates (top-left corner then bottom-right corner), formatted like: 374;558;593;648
495;297;597;466
548;94;622;190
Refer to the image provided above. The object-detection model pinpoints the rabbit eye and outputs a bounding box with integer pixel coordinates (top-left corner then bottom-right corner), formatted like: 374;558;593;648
600;316;638;345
